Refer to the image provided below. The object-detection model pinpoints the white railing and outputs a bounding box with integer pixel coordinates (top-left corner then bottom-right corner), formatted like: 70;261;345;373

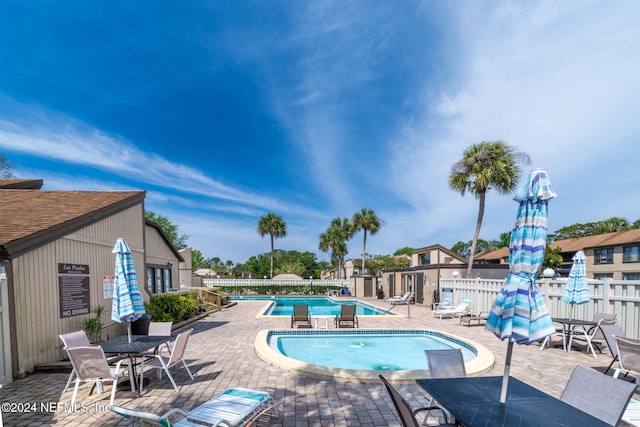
201;278;347;288
440;278;640;339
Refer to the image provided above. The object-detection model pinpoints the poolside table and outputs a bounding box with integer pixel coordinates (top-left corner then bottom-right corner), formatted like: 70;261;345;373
551;317;597;352
416;375;608;426
99;334;173;394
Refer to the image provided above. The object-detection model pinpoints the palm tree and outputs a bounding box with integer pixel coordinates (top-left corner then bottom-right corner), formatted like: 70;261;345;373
449;140;530;278
352;208;382;276
257;213;287;278
319;217;354;279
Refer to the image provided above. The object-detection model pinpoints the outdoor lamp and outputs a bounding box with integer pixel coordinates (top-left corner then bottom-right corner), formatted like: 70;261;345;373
452;271;459;278
543;268;555;278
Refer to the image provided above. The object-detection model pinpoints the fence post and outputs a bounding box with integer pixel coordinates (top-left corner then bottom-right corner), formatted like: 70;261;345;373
602;278;611;315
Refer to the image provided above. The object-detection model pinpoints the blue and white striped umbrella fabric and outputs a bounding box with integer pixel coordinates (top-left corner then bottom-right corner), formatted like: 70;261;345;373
486;169;557;344
111;238;146;328
485;169;557;403
561;250;590;313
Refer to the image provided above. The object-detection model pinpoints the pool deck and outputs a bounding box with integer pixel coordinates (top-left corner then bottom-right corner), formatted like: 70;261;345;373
0;297;637;426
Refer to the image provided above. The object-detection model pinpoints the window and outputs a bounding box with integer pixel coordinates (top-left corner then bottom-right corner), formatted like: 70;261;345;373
594;273;613;280
594;248;613;264
623;246;640;263
420;252;431;266
146;265;173;294
623;273;640;280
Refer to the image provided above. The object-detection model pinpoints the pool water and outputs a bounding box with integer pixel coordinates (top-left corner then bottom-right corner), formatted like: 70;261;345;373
231;295;392;316
267;330;476;371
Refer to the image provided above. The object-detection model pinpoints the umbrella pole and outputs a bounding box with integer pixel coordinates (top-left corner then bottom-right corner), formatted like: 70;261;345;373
500;341;514;404
127;322;132;343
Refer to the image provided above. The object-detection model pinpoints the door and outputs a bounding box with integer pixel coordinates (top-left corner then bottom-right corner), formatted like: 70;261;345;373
0;264;12;384
364;277;374;297
416;273;424;304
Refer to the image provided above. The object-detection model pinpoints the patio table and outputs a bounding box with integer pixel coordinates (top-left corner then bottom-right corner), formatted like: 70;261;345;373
99;334;172;394
551;317;597;351
416;375;608;426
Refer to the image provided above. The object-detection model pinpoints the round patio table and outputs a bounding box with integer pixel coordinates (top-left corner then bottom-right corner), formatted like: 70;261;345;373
551;318;597;352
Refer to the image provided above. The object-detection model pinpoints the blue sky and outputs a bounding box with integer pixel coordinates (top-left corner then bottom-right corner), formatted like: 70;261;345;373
1;1;639;265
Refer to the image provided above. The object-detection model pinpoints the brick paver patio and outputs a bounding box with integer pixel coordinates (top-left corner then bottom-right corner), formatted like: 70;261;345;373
0;297;634;426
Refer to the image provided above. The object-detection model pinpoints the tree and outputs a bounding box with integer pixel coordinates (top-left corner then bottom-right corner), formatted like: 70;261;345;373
450;239;494;258
393;247;413;257
366;254;411;277
145;211;190;248
549;217;633;241
257;213;287;278
497;231;511;248
352;208;382;276
541;245;563;273
319;217;354;279
449;141;530;277
0;154;16;178
190;249;207;271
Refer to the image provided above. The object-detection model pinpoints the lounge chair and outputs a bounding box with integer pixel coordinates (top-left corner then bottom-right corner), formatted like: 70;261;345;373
560;366;637;426
140;328;195;392
110;387;276;427
432;299;472;319
334;304;358;328
379;375;456;427
458;311;489;326
600;323;626;374
386;292;413;305
613;335;640;384
291;304;312;328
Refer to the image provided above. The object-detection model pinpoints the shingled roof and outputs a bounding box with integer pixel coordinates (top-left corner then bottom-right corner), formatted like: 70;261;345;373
475;228;640;263
0;179;43;189
0;189;145;258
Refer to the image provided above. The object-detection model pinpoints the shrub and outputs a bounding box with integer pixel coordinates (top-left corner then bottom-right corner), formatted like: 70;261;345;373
145;293;199;323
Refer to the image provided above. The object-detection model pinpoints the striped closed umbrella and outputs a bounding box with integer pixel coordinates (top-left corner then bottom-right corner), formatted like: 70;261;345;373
485;169;557;403
561;250;590;319
111;238;146;343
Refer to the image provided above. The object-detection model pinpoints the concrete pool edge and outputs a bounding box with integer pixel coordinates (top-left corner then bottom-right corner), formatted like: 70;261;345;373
254;328;495;383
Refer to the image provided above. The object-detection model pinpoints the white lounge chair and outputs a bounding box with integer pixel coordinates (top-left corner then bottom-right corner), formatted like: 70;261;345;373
385;292;413;305
432;299;472;319
110;387;276;427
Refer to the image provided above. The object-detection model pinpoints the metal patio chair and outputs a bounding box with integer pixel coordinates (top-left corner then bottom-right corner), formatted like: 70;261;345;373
59;330;91;392
64;345;125;408
379;375;456;427
560;366;636;426
139;328;195;392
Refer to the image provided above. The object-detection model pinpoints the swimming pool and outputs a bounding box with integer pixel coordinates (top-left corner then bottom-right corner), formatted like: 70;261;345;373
231;295;395;316
255;329;494;381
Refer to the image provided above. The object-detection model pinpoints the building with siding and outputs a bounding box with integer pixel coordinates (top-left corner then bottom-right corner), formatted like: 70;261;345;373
380;244;510;307
0;179;183;383
475;229;640;280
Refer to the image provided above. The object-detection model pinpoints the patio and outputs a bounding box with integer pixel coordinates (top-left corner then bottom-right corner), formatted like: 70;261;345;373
0;297;635;426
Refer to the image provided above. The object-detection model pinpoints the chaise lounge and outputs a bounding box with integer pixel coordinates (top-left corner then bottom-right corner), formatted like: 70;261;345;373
110;387;276;427
432;299;472;319
385;291;413;305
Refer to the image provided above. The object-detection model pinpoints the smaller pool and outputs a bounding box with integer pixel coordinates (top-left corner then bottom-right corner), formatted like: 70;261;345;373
232;295;394;316
255;329;494;382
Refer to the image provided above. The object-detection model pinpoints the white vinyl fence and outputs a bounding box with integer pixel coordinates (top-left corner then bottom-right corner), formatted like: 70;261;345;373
202;278;347;288
440;278;640;340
